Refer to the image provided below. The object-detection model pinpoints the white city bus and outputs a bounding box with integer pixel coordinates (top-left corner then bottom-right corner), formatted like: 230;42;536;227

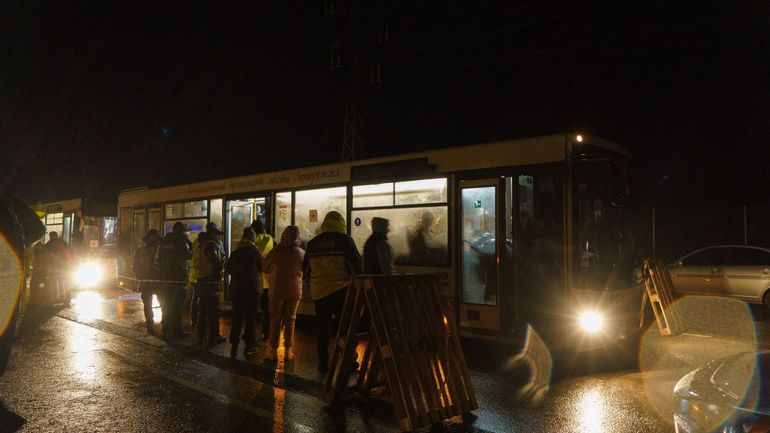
116;133;641;349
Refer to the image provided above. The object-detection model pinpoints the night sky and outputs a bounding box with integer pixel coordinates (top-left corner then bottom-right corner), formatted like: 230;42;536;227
1;1;768;207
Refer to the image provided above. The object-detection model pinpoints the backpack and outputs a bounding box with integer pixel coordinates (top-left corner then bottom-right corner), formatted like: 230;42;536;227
194;239;221;279
133;245;158;279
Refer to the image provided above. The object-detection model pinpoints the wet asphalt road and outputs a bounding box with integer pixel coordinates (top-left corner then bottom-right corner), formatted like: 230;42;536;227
0;291;767;432
0;312;395;433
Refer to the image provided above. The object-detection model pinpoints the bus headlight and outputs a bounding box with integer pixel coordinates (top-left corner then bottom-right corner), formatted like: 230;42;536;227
578;311;604;333
73;262;103;288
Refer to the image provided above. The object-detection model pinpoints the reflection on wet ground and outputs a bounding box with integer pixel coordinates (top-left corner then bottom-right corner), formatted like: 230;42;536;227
29;287;770;432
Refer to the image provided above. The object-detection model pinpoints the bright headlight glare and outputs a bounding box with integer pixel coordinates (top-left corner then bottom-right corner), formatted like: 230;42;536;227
74;262;103;288
579;311;604;333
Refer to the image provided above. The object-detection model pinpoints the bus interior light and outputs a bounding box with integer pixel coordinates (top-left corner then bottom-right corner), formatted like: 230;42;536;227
576;134;584;143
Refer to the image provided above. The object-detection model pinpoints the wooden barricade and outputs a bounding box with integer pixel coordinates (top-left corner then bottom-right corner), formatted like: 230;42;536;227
642;260;681;336
323;274;478;432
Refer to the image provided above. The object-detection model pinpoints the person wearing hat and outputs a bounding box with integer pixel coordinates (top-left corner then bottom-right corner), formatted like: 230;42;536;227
133;229;162;334
302;211;361;373
194;222;227;345
158;222;193;339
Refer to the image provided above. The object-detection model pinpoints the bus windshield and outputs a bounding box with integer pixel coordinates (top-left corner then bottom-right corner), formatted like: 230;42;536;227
573;160;636;291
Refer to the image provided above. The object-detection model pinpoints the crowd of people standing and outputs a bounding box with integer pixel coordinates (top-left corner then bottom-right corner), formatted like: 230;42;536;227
132;211;395;373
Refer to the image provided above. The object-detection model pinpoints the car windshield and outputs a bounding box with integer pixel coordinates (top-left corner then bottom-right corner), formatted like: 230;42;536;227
711;352;770;410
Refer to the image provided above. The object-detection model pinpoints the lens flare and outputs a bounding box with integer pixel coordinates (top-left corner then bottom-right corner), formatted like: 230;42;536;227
640;295;758;426
0;234;22;336
73;262;103;288
579;311;604;333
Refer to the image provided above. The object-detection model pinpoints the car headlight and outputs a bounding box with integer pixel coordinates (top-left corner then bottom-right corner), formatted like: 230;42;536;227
579;311;604;333
73;262;103;288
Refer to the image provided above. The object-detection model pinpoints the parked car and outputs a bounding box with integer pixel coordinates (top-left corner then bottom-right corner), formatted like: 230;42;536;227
674;351;770;433
668;245;770;309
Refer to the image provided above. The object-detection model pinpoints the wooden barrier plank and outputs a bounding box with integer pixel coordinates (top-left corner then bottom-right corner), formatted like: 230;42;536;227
324;274;477;431
376;277;433;427
364;279;415;431
389;277;447;422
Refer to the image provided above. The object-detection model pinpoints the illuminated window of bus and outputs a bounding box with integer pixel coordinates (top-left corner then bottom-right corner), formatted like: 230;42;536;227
184;200;207;218
395;178;447;205
352;183;393;208
165;200;208;219
165;203;182;219
46;212;64;225
295;187;347;241
102;217;117;248
350;206;448;267
275;192;292;240
209;198;223;230
163;218;206;239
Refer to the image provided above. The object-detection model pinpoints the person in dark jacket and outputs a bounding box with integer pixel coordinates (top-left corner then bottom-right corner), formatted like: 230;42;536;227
45;231;72;304
133;229;162;334
303;211;361;373
363;217;394;275
157;222;193;340
225;227;262;357
194;223;226;345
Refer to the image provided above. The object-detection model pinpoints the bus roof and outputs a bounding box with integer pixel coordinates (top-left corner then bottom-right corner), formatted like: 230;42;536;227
119;133;626;206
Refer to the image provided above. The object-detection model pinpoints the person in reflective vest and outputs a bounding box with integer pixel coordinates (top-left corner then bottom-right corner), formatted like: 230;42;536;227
188;232;205;328
250;219;274;341
194;223;226;345
302;211;361;373
133;229;161;334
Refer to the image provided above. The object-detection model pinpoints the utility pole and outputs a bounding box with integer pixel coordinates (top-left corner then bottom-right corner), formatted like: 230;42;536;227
340;1;363;161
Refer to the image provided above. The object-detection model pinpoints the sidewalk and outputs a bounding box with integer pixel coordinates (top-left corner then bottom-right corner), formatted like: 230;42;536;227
53;288;511;432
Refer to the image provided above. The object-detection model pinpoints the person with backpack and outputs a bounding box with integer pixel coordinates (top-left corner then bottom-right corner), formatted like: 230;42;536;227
250;219;275;341
157;222;193;340
225;227;262;357
194;223;226;345
133;229;162;335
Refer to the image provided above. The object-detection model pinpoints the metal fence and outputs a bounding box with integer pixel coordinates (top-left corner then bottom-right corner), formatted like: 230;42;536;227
645;206;770;262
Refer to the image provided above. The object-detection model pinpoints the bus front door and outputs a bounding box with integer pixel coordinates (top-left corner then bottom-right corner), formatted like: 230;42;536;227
226;197;271;254
458;179;501;331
